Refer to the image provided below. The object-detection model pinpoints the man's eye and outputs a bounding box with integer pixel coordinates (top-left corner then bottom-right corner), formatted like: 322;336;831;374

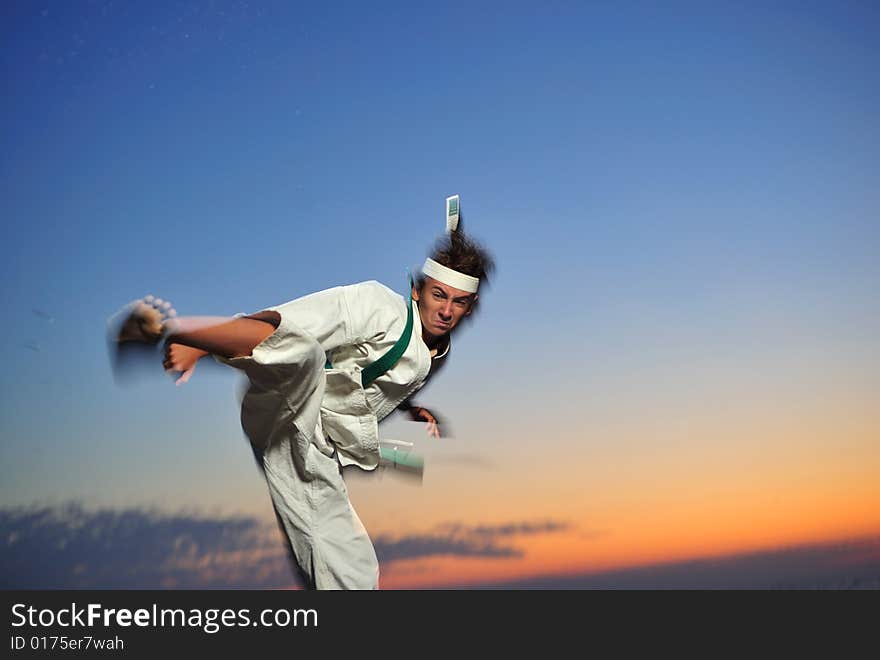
433;293;443;300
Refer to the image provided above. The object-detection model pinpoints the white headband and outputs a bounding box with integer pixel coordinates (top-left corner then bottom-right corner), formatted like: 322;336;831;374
422;258;479;293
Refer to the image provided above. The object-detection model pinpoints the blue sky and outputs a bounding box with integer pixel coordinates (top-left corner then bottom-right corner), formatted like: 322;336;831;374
1;1;878;587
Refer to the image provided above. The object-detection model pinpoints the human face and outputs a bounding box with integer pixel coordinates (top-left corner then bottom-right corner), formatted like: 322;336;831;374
412;276;476;340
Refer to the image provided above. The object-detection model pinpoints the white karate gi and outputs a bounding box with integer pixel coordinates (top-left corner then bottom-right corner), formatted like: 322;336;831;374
217;281;448;589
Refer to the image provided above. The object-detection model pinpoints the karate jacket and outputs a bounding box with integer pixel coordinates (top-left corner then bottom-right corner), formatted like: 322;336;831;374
218;281;448;470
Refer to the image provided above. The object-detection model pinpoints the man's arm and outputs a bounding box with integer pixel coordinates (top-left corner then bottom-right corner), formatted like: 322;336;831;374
161;313;281;385
117;297;282;359
165;311;280;358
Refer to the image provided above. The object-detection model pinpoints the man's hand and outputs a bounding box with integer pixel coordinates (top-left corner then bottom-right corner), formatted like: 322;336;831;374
163;343;209;386
408;406;441;438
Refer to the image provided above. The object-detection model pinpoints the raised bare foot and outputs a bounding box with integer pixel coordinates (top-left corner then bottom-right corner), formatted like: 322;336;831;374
112;295;177;345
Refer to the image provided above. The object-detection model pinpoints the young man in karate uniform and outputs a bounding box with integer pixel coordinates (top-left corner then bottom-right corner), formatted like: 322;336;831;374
114;225;493;589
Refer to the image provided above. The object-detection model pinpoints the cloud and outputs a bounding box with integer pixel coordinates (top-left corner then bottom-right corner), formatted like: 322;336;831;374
0;503;298;589
450;535;880;589
0;504;576;587
375;535;521;562
461;521;571;537
8;503;874;589
374;519;574;563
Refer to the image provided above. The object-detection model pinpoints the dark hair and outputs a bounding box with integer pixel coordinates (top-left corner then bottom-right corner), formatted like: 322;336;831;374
417;230;495;292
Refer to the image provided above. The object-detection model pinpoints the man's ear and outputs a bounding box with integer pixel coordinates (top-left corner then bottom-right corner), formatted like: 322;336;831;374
412;286;420;302
465;294;478;316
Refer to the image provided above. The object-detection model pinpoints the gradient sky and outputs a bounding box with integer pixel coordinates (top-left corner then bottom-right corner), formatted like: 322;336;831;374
2;1;878;589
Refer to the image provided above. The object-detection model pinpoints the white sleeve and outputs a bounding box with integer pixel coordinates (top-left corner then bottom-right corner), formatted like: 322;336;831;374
264;285;357;353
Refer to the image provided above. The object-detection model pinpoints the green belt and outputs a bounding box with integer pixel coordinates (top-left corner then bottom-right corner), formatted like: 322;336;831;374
378;445;424;470
326;276;415;387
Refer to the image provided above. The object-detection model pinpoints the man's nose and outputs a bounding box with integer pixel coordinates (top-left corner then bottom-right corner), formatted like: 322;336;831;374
439;302;453;319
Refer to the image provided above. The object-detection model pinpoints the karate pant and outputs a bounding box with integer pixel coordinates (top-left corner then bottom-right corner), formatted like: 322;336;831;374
253;420;380;590
225;314;380;590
